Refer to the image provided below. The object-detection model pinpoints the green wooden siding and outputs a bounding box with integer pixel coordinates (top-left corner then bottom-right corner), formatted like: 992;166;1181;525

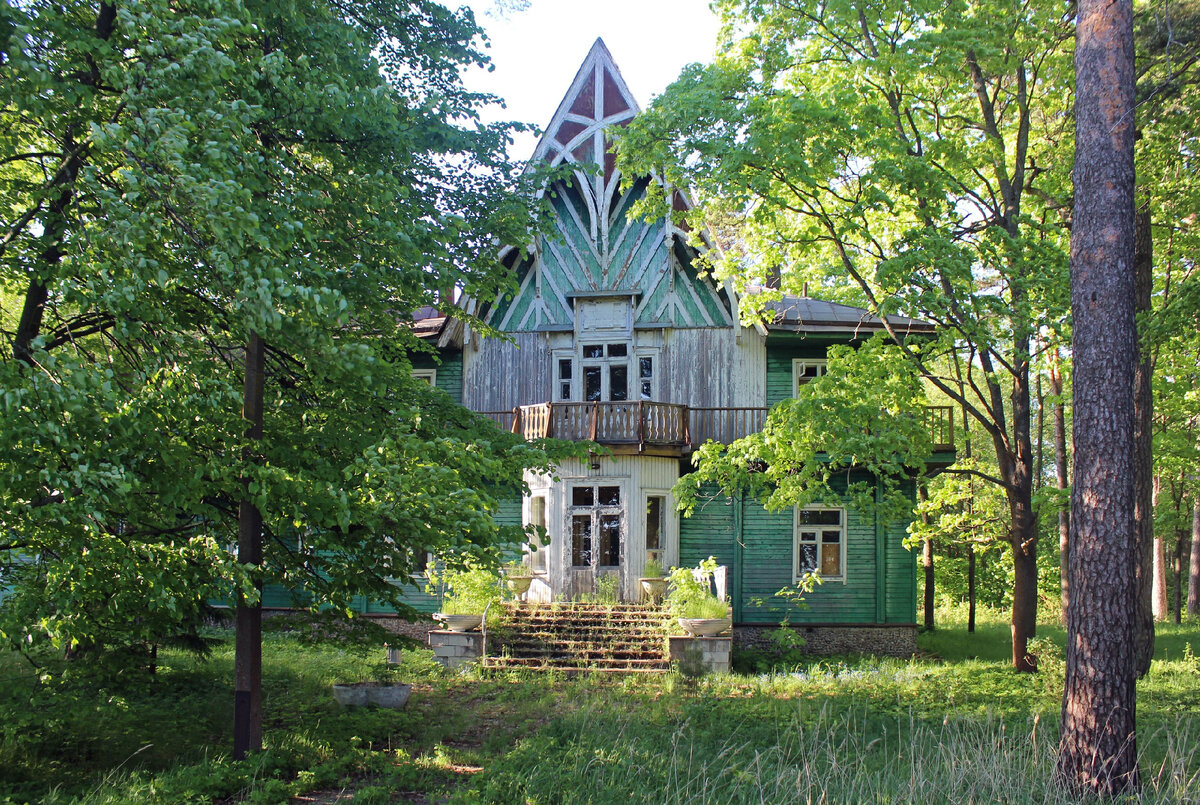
678;477;917;626
765;340;828;406
411;350;463;404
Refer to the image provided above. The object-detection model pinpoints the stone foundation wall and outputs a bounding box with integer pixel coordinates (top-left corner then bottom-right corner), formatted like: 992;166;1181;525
733;624;917;657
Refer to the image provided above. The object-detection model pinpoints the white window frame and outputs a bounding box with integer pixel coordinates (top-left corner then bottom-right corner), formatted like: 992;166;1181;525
526;494;549;575
412;368;437;386
642;490;672;563
794;505;846;583
791;358;827;396
576;340;634;402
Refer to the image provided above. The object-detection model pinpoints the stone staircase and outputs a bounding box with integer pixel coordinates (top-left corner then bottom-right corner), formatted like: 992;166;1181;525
482;602;670;673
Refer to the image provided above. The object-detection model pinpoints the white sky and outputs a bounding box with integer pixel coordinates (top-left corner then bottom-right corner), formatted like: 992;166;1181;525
458;0;721;159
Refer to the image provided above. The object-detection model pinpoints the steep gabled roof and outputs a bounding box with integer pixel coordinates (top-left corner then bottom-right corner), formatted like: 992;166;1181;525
484;39;734;332
531;38;638;179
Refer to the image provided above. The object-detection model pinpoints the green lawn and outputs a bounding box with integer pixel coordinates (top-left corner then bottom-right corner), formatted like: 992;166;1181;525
1;612;1197;803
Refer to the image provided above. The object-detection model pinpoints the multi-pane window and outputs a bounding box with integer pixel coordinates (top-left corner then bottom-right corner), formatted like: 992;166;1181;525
528;496;548;573
791;359;827;396
580;343;631;402
558;359;572;401
639;357;654;400
412;369;436;386
645;494;665;561
795;507;845;581
570;484;621;568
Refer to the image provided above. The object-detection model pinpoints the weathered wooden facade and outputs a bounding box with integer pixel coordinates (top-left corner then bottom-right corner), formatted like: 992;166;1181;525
386;41;954;646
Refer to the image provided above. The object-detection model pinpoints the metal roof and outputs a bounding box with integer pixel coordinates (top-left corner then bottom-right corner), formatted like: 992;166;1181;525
758;293;935;336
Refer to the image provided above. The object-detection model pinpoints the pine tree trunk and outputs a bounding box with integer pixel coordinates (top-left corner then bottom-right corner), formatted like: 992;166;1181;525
1173;531;1184;624
1057;0;1140;793
1152;536;1168;621
1133;208;1155;676
1188;498;1200;617
1051;356;1070;623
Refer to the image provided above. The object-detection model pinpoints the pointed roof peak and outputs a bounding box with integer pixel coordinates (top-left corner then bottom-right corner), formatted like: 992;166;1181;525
530;38;640;167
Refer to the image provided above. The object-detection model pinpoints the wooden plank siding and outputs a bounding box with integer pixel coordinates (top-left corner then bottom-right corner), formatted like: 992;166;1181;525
412;349;463;404
677;478;917;626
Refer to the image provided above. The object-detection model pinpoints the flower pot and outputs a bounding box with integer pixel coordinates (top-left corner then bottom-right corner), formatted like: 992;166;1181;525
506;575;534;596
332;682;411;709
434;613;482;632
639;577;667;602
678;617;732;637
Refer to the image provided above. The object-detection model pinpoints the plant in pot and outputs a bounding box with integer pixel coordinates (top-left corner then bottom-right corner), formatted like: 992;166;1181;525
502;560;534;599
639;556;667;603
428;563;502;632
666;557;731;637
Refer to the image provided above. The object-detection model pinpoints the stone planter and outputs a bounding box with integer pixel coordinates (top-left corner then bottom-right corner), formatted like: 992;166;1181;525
433;613;482;632
678;617;732;637
505;575;534;596
639;577;667;602
332;682;412;709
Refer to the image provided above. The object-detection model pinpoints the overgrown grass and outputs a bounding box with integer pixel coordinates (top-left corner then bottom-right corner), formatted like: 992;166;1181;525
3;611;1199;803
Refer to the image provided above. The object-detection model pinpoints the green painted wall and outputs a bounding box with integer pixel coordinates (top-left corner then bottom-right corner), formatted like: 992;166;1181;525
411;349;463;404
678;477;917;626
765;339;828;406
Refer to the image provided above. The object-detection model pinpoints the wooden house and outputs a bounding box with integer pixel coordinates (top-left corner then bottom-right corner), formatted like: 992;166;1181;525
410;40;955;654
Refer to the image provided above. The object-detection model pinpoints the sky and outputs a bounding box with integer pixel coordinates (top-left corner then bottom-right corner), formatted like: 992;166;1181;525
458;0;722;159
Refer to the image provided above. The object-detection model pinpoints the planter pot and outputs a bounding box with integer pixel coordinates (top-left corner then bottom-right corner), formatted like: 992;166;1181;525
433;612;482;632
678;617;732;637
332;682;411;709
506;575;534;596
639;577;667;602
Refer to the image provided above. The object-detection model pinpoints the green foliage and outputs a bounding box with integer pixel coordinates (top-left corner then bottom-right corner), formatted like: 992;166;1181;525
594;574;620;606
0;0;577;656
642;557;663;579
429;564;501;616
665;557;729;620
675;338;929;523
4;618;1200;803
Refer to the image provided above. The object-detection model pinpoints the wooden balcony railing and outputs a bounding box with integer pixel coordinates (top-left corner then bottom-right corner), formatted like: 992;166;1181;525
479;402;956;453
512;401;690;445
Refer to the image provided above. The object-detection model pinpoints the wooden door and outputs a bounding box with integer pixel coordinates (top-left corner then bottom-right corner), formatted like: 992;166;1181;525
566;483;623;599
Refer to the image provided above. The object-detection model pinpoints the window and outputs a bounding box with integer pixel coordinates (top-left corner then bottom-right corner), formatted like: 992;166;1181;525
795;507;844;581
639;356;654;400
570;484;622;568
528;496;548;573
412;368;437;386
558;359;572;401
645;494;665;561
791;359;827;396
580;342;631;402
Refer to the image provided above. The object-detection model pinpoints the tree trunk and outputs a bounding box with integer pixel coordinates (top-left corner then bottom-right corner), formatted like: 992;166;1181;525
234;331;265;760
1188;497;1200;617
1173;531;1184;624
967;546;977;633
921;485;934;631
1133;208;1155;677
1057;0;1140;793
1050;354;1070;623
1151;536;1168;621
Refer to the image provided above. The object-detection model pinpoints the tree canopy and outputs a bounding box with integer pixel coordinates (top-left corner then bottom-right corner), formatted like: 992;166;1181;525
0;0;567;654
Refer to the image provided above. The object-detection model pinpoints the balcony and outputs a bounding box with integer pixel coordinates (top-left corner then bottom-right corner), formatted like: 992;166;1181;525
477;403;955;457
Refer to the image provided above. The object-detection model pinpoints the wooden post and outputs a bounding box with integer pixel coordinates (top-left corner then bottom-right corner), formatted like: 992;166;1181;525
234;331;264;760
